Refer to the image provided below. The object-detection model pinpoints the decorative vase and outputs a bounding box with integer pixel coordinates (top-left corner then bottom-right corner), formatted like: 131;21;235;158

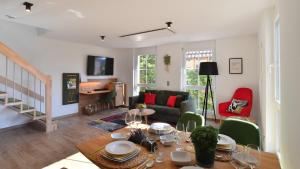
194;145;216;168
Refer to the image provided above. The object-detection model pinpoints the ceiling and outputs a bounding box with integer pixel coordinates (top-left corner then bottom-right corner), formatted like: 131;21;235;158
0;0;274;48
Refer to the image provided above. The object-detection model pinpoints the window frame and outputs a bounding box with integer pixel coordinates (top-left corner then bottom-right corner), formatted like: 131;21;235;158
274;18;281;104
136;54;157;92
182;49;216;113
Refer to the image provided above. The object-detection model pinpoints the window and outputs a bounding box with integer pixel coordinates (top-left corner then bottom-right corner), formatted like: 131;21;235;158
184;50;215;112
137;54;156;92
274;19;281;103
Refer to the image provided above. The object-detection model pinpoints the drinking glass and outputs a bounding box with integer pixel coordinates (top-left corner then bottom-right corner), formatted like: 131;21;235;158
185;120;197;142
175;121;185;151
245;144;261;168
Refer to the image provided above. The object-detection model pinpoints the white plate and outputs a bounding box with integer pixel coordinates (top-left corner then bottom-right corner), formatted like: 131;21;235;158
180;166;204;169
232;152;258;165
105;141;136;156
111;133;128;140
149;122;173;135
170;151;192;166
150;122;172;131
217;134;236;151
101;147;140;162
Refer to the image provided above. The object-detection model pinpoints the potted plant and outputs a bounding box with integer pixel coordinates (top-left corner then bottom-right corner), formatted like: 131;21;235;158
136;103;147;112
190;126;218;168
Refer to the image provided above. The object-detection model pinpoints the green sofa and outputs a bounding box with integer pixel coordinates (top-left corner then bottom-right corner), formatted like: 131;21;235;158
129;90;196;124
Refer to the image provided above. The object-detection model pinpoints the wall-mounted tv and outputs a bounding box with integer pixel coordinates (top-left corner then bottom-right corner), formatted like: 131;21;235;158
87;55;114;76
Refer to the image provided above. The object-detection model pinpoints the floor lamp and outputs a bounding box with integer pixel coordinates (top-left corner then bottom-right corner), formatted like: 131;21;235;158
199;62;219;124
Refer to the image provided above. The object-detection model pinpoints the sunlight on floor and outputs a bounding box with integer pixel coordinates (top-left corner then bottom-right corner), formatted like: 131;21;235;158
42;152;99;169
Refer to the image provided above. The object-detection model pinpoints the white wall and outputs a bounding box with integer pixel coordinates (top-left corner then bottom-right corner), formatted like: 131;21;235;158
215;36;259;119
279;0;300;168
134;35;259;119
0;20;133;129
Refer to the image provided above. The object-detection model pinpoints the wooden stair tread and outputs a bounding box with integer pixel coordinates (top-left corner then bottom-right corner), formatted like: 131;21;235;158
0;98;22;106
24;111;46;120
12;104;35;110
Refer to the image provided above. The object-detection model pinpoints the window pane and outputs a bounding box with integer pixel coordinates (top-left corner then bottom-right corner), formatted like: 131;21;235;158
147;69;156;84
139;70;146;84
147;55;156;69
186;69;199;85
139;55;147;69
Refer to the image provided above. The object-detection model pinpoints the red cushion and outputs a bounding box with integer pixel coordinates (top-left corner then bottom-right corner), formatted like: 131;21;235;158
144;93;156;105
167;96;177;107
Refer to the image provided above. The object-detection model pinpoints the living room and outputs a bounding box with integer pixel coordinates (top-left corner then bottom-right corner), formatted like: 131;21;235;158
0;0;299;169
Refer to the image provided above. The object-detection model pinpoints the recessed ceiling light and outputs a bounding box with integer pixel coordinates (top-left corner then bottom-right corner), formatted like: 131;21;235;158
100;36;105;41
166;22;172;29
23;2;33;12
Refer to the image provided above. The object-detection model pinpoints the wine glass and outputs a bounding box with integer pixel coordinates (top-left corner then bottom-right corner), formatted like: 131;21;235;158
175;121;185;151
245;144;261;168
125;112;133;129
134;111;143;128
185;120;197;142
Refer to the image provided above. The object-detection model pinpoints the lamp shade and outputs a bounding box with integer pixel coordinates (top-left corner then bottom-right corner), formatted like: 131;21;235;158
199;62;219;75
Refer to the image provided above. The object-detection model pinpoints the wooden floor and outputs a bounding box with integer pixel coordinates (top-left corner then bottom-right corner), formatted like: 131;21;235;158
0;109;126;169
0;109;219;169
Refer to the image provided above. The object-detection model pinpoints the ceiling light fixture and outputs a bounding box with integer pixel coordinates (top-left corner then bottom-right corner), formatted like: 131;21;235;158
23;2;33;12
100;36;105;41
166;22;172;29
119;21;175;38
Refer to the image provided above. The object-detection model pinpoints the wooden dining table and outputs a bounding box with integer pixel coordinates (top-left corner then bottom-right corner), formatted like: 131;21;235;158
76;127;281;169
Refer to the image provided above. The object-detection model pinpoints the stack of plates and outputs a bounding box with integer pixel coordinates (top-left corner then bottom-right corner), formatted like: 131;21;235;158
100;141;140;162
149;122;173;135
217;134;236;151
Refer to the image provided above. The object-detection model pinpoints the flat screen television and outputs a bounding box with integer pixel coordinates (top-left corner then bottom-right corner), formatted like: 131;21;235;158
87;55;114;76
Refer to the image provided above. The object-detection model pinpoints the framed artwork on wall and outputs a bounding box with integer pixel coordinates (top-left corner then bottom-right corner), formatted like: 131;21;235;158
229;58;243;74
62;73;80;105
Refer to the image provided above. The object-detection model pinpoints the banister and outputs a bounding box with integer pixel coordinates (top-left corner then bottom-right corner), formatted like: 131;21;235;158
0;41;54;132
0;41;50;83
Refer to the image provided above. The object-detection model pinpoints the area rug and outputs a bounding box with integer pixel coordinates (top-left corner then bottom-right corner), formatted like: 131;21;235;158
88;119;125;132
88;109;127;132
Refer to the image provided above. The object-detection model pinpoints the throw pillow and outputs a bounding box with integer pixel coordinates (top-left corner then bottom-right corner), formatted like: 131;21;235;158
175;95;183;108
144;93;156;105
227;99;248;114
167;96;177;107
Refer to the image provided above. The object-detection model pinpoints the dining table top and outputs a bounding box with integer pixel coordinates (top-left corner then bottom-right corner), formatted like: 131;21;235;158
76;126;281;169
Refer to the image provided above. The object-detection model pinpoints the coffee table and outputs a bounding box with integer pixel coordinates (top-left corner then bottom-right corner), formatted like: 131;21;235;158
129;108;155;124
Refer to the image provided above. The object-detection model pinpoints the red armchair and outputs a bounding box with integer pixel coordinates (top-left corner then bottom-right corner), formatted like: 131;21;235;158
219;88;253;117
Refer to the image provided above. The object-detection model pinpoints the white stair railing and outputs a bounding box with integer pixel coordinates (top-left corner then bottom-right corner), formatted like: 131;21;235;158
0;41;54;132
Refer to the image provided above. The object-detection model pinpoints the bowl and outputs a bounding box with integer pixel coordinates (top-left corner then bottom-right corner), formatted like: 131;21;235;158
160;134;175;146
170;151;192;166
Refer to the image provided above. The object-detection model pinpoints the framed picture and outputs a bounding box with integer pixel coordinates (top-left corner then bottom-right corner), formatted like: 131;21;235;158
229;58;243;74
62;73;80;105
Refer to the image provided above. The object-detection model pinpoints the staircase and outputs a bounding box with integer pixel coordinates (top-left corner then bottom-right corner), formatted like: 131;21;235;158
0;42;56;132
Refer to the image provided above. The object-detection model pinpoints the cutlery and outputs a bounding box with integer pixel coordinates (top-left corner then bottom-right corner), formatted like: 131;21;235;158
144;159;154;169
136;159;150;169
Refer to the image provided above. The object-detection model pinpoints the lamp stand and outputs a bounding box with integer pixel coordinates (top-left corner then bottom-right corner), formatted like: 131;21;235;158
202;75;217;124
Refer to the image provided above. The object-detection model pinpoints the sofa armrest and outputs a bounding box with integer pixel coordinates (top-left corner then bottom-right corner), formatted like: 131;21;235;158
180;99;196;115
129;96;140;109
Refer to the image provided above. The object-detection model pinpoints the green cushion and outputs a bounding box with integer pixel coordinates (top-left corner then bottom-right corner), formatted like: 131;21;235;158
178;111;204;127
219;118;260;147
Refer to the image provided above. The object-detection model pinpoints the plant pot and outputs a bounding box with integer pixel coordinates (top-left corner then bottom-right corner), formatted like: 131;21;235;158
194;146;216;168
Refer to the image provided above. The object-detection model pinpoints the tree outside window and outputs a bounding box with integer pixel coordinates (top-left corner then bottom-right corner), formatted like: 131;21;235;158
184;50;215;112
137;54;156;92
